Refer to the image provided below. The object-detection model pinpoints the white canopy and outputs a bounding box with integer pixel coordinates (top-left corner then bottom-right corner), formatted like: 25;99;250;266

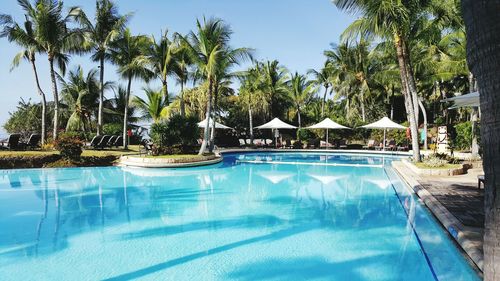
307;118;350;129
197;118;232;130
255;118;297;129
361;117;406;130
441;91;480;109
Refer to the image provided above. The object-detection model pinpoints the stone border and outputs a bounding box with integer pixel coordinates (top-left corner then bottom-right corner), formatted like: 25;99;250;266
118;155;222;168
219;148;412;157
402;158;467;176
392;161;484;271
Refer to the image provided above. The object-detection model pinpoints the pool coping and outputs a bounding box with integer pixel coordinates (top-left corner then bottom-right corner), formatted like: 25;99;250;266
219;148;412;157
392;160;484;272
118;155;223;168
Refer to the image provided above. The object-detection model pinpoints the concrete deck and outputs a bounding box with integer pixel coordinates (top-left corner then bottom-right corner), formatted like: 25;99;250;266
393;161;484;271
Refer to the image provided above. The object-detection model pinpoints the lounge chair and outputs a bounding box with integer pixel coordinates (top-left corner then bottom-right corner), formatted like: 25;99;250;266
387;140;397;151
140;139;153;155
85;135;103;149
239;139;246;147
320;141;334;148
113;136;123;147
95;135;111;150
336;139;348;149
0;134;21;150
19;134;41;150
106;135;117;148
363;140;378;150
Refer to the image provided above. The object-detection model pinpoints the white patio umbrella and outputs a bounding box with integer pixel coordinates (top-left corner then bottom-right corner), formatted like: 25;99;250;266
197;117;233;130
255;118;297;147
307;118;350;148
361;117;406;151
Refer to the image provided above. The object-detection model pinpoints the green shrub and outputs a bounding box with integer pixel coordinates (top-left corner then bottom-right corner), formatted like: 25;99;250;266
297;128;316;141
54;132;84;159
103;123;123;136
150;115;200;155
452;121;480;151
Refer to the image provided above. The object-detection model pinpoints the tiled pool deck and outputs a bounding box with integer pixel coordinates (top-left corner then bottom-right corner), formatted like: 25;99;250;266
392;161;484;272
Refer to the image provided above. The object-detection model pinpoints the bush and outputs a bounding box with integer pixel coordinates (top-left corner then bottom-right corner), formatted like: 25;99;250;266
150;115;200;155
297;128;316;141
53;132;84;159
452;121;480;151
103;123;123;136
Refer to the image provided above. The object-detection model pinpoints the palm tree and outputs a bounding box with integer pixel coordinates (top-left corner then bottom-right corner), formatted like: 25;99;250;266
131;88;168;123
20;0;83;139
287;72;316;128
136;30;176;101
60;66;104;132
75;0;130;135
109;28;153;149
183;17;232;155
308;61;332;118
261;60;290;119
171;36;193;118
461;1;500;280
0;13;47;144
332;0;427;161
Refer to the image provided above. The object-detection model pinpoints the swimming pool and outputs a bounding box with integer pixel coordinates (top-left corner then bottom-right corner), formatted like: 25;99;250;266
0;152;479;280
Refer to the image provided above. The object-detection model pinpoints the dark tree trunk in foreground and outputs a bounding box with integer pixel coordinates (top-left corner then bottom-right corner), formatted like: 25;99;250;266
462;1;500;279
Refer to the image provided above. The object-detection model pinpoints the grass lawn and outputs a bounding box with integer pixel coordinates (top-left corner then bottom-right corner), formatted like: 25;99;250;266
0;145;141;158
415;162;462;169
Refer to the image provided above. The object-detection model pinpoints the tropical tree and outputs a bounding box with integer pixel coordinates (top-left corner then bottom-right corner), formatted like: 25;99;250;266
308;61;332;118
76;0;130;135
461;1;500;280
0;13;48;144
261;60;290;119
332;0;429;161
287;72;316;128
109;28;153;149
171;36;193;118
183;17;232;155
131;88;169;123
60;66;104;132
20;0;83;139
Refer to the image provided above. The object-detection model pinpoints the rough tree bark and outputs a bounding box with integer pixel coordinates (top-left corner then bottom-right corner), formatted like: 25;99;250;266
122;76;132;150
461;1;500;280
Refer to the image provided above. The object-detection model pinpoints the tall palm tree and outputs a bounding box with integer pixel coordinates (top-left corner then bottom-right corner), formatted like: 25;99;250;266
461;1;500;280
136;30;176;101
75;0;130;135
261;60;290;119
0;13;47;144
171;36;193;118
109;28;153;149
183;17;232;155
20;0;83;139
131;88;168;123
60;66;104;132
332;0;428;161
287;72;316;128
308;61;332;118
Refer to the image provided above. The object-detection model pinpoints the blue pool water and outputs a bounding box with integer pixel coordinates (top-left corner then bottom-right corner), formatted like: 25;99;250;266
0;152;479;280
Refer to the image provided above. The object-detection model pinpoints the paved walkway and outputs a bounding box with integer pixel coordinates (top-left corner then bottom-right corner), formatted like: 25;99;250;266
392;161;484;271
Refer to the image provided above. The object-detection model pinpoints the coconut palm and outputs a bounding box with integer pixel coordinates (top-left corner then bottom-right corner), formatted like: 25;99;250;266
60;66;103;132
332;0;428;161
0;13;48;144
75;0;130;135
109;28;153;149
131;88;169;123
171;36;193;118
308;61;332;118
20;0;84;139
461;1;500;280
182;17;233;155
261;60;290;119
287;72;316;128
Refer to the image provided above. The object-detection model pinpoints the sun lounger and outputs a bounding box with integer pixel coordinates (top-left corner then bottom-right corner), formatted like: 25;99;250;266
239;139;246;146
19;134;41;150
113;136;123;147
140;139;153;155
95;135;111;150
0;134;21;150
363;139;378;150
85;135;103;149
106;135;117;148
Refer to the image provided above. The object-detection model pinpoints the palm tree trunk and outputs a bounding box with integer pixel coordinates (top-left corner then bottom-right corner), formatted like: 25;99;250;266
360;88;366;122
403;41;420;125
180;79;185;118
394;34;421;161
469;72;479;157
418;98;428;150
97;57;105;136
297;107;302;128
30;57;46;144
321;86;328;118
248;92;254;144
123;76;132;150
209;84;219;152
462;1;500;279
198;78;213;155
48;57;59;139
162;80;169;104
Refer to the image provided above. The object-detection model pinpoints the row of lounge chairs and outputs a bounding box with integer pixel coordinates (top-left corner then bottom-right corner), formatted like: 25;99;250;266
86;135;123;150
363;139;408;151
0;134;41;150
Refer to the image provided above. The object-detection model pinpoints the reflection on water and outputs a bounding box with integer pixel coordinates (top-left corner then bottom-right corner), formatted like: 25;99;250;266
0;153;479;281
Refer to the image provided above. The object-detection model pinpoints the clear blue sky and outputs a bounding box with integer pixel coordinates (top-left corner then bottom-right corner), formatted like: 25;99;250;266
0;0;354;133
